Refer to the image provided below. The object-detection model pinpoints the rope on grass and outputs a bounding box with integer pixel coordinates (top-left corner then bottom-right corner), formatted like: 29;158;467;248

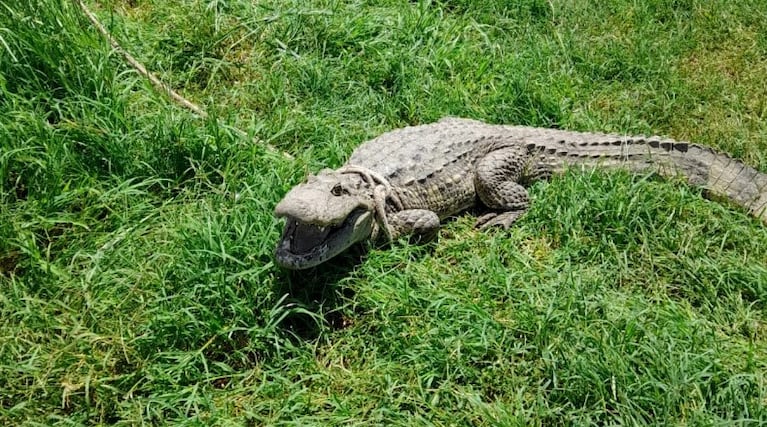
75;0;291;159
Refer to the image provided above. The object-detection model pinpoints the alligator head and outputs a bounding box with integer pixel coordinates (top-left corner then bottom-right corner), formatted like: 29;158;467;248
274;170;376;269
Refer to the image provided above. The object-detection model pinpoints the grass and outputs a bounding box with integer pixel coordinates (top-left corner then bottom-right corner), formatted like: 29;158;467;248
2;0;767;424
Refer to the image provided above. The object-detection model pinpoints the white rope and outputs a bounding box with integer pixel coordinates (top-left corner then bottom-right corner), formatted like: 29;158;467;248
338;164;402;240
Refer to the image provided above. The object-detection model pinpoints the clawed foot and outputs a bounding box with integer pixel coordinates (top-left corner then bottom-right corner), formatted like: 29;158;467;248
388;209;440;242
474;210;526;229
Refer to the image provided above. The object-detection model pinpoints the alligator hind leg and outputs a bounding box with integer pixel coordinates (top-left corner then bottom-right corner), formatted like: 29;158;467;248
474;147;531;229
474;182;529;228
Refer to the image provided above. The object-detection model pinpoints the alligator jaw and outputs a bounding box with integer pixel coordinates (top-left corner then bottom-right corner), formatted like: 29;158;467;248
275;209;374;269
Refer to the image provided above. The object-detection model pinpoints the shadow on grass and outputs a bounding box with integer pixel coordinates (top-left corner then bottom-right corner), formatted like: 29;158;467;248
271;244;369;340
271;235;439;340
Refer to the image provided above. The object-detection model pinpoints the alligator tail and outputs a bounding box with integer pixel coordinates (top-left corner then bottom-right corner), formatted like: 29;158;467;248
530;136;767;222
669;144;767;222
608;139;767;222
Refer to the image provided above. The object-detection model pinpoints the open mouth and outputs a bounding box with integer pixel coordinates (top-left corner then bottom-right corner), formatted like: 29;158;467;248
275;208;370;269
284;219;342;254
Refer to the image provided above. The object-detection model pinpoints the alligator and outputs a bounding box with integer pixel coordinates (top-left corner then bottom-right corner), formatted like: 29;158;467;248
274;117;767;269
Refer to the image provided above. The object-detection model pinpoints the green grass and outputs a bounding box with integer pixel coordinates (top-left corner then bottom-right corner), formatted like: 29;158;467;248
2;0;767;424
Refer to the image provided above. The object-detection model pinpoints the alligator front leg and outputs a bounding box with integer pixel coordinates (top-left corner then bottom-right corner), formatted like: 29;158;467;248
474;146;531;229
387;209;440;243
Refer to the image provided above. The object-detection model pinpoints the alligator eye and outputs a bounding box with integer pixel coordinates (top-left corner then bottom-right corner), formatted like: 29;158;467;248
331;184;344;196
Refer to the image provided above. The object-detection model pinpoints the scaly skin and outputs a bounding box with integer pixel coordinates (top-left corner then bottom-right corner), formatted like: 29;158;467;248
274;117;767;269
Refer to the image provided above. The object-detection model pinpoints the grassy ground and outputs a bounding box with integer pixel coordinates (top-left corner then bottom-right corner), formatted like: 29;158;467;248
2;0;767;424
